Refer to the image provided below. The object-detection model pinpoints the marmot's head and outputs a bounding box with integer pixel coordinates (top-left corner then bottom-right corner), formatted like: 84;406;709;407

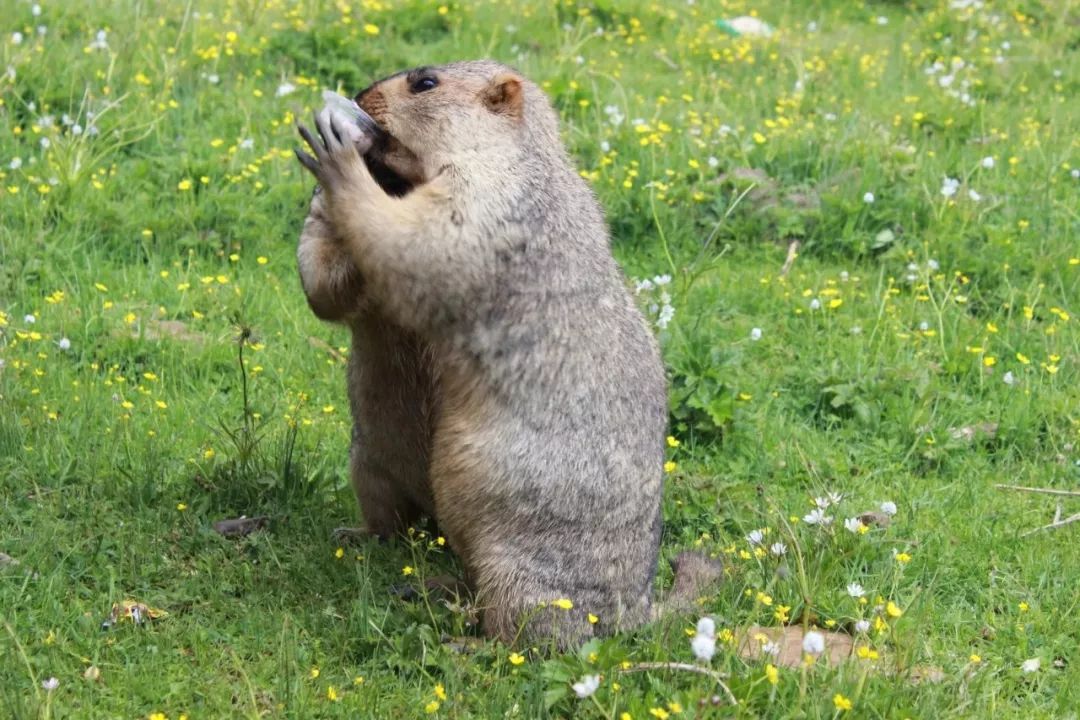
355;60;557;196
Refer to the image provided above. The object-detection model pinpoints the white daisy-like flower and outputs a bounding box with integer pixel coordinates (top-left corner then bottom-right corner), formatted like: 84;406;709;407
750;327;762;341
769;542;787;557
863;191;875;204
809;298;822;311
762;640;780;656
1021;657;1040;674
42;677;59;691
58;337;71;351
803;508;832;526
844;517;864;534
691;618;717;662
968;188;981;202
746;529;764;546
880;501;898;516
24;314;36;324
8;157;21;170
11;32;23;45
941;176;960;197
275;82;296;97
847;582;866;599
981;156;995;169
1003;371;1016;386
855;619;870;633
572;674;600;698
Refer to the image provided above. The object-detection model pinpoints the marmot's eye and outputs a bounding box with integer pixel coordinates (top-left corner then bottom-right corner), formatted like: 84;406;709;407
410;76;439;94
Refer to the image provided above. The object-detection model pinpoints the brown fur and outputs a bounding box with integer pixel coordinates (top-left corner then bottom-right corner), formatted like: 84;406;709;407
296;60;677;647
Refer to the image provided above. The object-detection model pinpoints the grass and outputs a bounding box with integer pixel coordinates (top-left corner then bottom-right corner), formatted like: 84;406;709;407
1;0;1078;717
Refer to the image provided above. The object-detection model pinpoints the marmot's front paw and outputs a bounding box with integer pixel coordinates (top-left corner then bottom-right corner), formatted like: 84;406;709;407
295;108;374;196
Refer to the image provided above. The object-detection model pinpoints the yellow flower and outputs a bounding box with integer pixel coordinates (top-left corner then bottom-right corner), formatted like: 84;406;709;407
1018;602;1029;612
327;685;338;701
894;552;912;564
765;663;779;684
148;714;167;720
666;435;680;448
970;654;981;664
176;503;187;511
364;23;380;35
648;709;669;719
587;613;599;624
663;461;677;473
257;256;268;265
509;652;525;665
667;702;682;713
402;566;414;576
621;714;633;720
335;547;345;559
856;645;879;660
177;179;192;191
833;693;853;711
752;132;766;144
309;667;319;679
551;598;573;610
886;601;903;618
424;700;440;714
434;684;447;701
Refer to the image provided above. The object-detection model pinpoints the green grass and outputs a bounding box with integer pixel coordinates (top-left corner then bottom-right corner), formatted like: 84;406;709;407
2;0;1078;717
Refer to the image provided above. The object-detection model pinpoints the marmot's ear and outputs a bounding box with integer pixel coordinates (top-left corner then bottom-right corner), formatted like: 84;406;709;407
483;73;524;120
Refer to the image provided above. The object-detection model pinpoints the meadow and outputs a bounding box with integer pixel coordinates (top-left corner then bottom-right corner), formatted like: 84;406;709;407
1;0;1078;717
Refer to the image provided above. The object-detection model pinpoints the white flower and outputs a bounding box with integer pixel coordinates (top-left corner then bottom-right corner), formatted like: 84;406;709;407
206;73;220;84
718;124;732;135
1071;169;1080;180
696;617;716;638
879;501;897;516
40;137;50;149
827;491;844;505
854;619;870;633
750;327;762;341
599;141;610;153
802;631;825;655
42;677;59;691
11;32;23;45
275;82;296;97
24;314;36;324
927;258;940;271
844;517;864;534
847;582;866;598
707;156;719;168
803;508;832;526
762;640;780;656
918;321;930;331
653;274;671;286
876;16;889;25
769;542;787;557
968;189;981;202
239;138;254;150
572;674;600;698
9;157;22;170
840;271;849;282
1021;657;1040;674
58;337;71;351
981;156;995;169
863;191;875;204
809;298;821;311
1003;371;1016;386
89;29;108;51
746;529;764;546
634;278;654;294
941;176;960;197
691;621;716;663
814;496;831;510
32;3;42;16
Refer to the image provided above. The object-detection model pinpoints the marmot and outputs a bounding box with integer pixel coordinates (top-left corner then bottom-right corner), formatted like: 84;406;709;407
296;60;692;646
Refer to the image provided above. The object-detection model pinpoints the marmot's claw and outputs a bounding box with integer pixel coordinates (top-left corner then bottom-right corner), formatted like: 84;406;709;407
294;148;320;177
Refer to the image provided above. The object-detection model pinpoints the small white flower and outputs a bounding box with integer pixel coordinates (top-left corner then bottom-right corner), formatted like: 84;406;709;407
746;529;764;546
803;508;832;526
847;582;866;599
696;617;716;638
981;156;995;169
862;191;875;204
749;327;762;341
40;137;50;149
707;156;719;168
572;674;600;698
691;632;716;662
89;29;108;51
1021;657;1040;674
58;337;71;351
1071;169;1080;180
814;496;831;510
207;73;220;84
927;258;940;271
239;138;254;150
275;82;296;97
802;631;826;655
32;3;42;16
876;16;889;25
9;157;22;170
850;325;862;335
762;640;780;656
839;271;849;282
11;31;24;45
42;677;59;691
844;517;864;534
854;619;870;633
634;278;654;294
919;321;930;331
809;298;821;311
941;176;960;197
769;542;786;557
1003;371;1016;386
968;188;981;202
827;491;844;505
879;501;898;516
599;141;610;153
653;274;671;286
718;124;732;135
24;314;36;324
